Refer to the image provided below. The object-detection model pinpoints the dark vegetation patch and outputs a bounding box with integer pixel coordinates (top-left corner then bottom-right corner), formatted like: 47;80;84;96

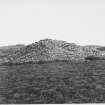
85;56;105;61
2;60;77;66
97;47;105;51
0;60;105;103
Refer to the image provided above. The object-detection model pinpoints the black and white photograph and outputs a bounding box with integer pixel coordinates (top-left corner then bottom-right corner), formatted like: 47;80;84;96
0;0;105;104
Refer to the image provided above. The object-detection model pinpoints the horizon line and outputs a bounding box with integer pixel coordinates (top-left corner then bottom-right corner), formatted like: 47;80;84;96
0;38;104;47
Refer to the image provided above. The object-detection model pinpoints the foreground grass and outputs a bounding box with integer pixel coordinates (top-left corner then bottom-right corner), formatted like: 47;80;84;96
0;60;105;103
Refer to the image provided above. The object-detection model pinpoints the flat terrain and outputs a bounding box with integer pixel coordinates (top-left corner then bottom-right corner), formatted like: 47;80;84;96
0;60;105;103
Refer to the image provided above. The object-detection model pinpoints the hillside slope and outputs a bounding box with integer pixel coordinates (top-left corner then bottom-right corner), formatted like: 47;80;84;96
4;60;105;104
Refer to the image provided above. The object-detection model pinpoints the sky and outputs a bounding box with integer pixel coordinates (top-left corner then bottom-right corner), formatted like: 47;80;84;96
0;0;105;46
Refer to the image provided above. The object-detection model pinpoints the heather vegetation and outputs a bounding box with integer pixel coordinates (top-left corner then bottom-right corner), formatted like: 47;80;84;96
0;60;104;103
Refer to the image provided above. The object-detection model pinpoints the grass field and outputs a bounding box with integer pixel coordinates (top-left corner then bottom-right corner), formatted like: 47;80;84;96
0;60;105;103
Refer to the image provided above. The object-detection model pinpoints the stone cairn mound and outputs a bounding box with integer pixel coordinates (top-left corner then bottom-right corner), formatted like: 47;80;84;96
1;39;105;64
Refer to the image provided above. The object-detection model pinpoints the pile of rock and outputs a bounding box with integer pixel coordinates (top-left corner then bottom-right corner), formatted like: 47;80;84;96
1;39;105;64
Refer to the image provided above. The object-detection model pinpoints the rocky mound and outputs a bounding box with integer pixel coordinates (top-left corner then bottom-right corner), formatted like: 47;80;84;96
1;39;105;64
7;39;83;64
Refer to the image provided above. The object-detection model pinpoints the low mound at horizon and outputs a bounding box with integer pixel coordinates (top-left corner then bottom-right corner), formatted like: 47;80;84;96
0;38;105;64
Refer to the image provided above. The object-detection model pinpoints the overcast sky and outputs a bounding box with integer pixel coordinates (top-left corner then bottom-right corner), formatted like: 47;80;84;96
0;0;105;46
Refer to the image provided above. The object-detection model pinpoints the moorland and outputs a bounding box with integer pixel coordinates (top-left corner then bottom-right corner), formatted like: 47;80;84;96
0;39;105;104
